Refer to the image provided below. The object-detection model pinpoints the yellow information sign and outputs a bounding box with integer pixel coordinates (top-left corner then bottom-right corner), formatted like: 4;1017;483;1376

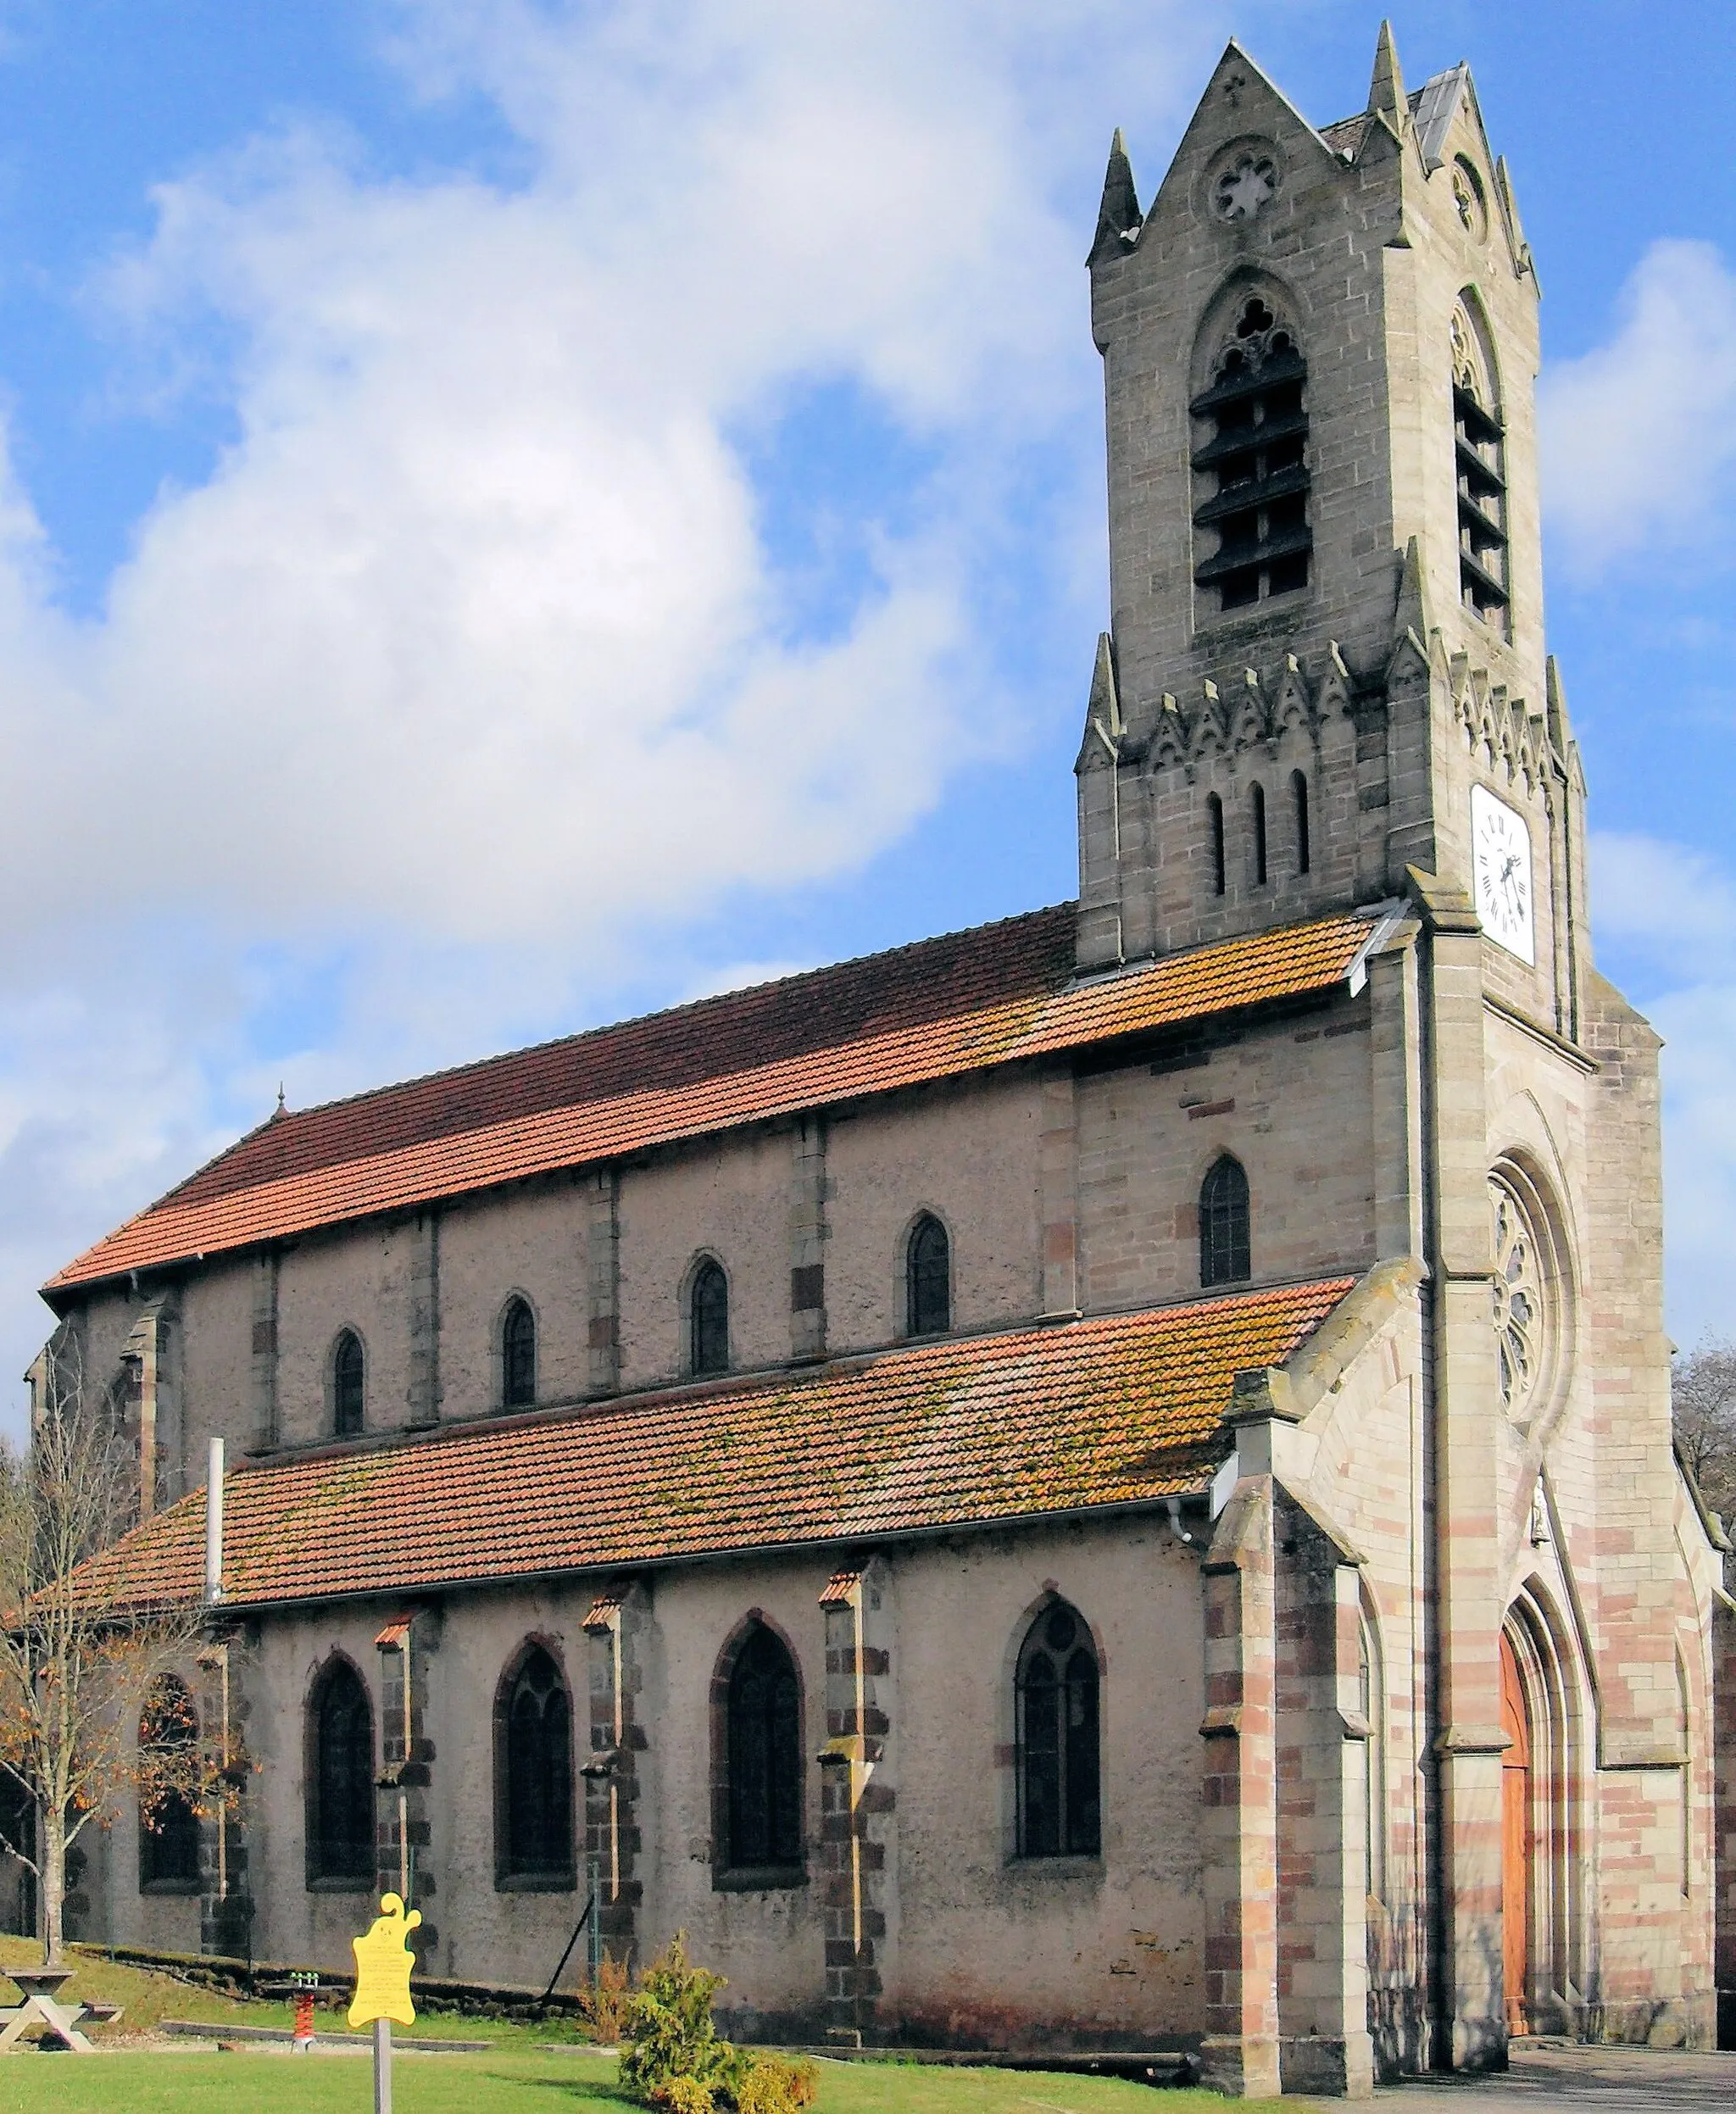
348;1893;421;2030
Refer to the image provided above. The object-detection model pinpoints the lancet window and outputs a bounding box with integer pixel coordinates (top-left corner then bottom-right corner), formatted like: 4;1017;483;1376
332;1329;365;1438
1015;1599;1101;1858
724;1622;803;1872
498;1644;573;1885
1191;295;1312;612
906;1214;951;1337
1199;1153;1252;1288
690;1257;730;1377
307;1659;374;1886
501;1296;537;1410
138;1673;201;1892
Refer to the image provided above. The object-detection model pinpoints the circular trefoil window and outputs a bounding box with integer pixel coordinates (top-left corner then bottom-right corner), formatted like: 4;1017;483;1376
1490;1177;1543;1414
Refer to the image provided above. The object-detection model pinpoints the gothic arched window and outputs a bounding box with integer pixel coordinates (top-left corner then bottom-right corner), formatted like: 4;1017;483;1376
307;1659;374;1887
1451;301;1509;631
501;1297;537;1410
906;1215;951;1337
1191;294;1311;612
497;1644;573;1885
690;1258;729;1377
1015;1599;1100;1859
1251;782;1268;886
1199;1154;1252;1288
1208;793;1227;896
138;1674;200;1892
332;1329;365;1438
1293;769;1311;875
725;1622;803;1872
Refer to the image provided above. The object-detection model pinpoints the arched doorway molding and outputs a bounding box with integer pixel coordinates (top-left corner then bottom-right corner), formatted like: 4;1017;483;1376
1503;1583;1591;2032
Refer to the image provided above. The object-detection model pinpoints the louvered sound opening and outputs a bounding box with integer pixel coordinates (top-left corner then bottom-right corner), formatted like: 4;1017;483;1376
1191;311;1312;615
1455;383;1509;630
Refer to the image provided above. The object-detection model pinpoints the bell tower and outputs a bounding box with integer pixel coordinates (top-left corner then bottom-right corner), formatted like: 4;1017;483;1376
1077;25;1587;1044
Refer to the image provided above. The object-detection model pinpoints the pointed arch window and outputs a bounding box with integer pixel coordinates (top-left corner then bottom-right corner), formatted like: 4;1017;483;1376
307;1660;374;1887
501;1297;537;1410
1199;1153;1251;1288
1192;295;1311;611
332;1329;365;1438
1293;770;1311;875
138;1674;201;1892
725;1622;803;1872
1015;1600;1100;1858
690;1258;729;1377
1451;303;1509;631
1251;782;1268;886
1207;793;1226;896
906;1215;951;1337
497;1644;573;1886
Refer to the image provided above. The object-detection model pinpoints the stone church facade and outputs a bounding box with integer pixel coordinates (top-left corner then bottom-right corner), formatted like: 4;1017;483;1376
28;31;1732;2093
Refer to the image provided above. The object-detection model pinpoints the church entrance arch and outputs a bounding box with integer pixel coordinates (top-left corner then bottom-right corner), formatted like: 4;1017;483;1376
1500;1633;1532;2033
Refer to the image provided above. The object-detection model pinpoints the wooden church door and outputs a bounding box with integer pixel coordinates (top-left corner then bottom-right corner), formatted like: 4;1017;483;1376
1500;1633;1532;2033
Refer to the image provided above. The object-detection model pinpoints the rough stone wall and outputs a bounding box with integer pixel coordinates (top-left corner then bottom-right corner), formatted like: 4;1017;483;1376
1074;991;1377;1310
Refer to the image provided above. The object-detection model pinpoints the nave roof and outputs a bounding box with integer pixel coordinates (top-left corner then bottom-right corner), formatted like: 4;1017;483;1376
75;1275;1357;1612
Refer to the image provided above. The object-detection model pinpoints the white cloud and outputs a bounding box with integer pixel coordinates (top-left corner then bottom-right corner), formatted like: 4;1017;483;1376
1539;239;1736;574
0;0;1226;1421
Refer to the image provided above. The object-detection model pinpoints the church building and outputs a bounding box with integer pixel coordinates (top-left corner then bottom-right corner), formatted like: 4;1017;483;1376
32;30;1731;2092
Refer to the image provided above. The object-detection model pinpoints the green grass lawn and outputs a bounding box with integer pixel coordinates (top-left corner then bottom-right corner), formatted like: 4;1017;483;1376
0;2047;1258;2114
0;1938;1273;2112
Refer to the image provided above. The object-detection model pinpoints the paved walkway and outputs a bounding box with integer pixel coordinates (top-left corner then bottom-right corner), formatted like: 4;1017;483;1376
1377;2043;1736;2111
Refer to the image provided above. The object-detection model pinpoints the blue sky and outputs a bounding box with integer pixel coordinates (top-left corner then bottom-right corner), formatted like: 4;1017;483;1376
1;2;1732;1431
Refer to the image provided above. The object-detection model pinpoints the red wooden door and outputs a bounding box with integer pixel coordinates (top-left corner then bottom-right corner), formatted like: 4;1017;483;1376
1500;1634;1532;2033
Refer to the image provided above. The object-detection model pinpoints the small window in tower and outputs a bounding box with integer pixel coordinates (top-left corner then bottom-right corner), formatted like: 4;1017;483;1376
1450;304;1509;634
1207;793;1226;897
1251;783;1268;886
1191;297;1312;614
1293;770;1310;875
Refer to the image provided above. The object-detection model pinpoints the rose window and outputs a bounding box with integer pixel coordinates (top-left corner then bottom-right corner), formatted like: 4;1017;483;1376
1490;1179;1544;1414
1213;153;1278;223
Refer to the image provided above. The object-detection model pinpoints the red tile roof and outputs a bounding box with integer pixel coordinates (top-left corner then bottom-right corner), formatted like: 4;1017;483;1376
77;1277;1356;1612
47;906;1378;1293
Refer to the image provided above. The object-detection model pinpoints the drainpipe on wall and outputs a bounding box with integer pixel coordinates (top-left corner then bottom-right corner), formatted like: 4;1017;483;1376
204;1437;224;1605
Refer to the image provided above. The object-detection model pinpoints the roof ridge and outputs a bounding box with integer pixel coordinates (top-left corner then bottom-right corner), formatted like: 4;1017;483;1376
145;900;1076;1210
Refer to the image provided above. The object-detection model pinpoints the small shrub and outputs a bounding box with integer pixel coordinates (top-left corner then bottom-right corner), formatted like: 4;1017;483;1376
618;1933;735;2106
732;2055;820;2114
578;1950;635;2043
656;2078;716;2114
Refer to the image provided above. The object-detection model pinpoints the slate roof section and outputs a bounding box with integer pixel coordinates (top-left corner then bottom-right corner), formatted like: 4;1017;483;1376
48;905;1379;1293
77;1277;1357;1611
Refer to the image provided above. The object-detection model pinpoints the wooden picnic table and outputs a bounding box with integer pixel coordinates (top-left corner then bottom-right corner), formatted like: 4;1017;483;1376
0;1963;110;2052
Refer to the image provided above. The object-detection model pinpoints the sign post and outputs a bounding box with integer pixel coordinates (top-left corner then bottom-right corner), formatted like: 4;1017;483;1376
348;1893;421;2114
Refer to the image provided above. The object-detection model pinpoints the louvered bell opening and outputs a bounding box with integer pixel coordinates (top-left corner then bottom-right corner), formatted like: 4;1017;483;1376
1454;384;1509;626
1192;351;1311;612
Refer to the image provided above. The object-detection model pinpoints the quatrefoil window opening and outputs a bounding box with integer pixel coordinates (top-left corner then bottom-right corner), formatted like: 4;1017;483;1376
1450;309;1482;401
1490;1178;1543;1414
1453;159;1488;241
1213;152;1278;223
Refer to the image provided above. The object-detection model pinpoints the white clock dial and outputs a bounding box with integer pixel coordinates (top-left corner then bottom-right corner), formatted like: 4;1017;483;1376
1471;783;1535;965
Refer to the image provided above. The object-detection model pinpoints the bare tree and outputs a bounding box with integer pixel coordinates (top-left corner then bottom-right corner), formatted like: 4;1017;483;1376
0;1333;215;1962
1672;1335;1736;1529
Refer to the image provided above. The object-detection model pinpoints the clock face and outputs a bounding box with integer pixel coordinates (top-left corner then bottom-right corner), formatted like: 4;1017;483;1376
1471;784;1535;965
